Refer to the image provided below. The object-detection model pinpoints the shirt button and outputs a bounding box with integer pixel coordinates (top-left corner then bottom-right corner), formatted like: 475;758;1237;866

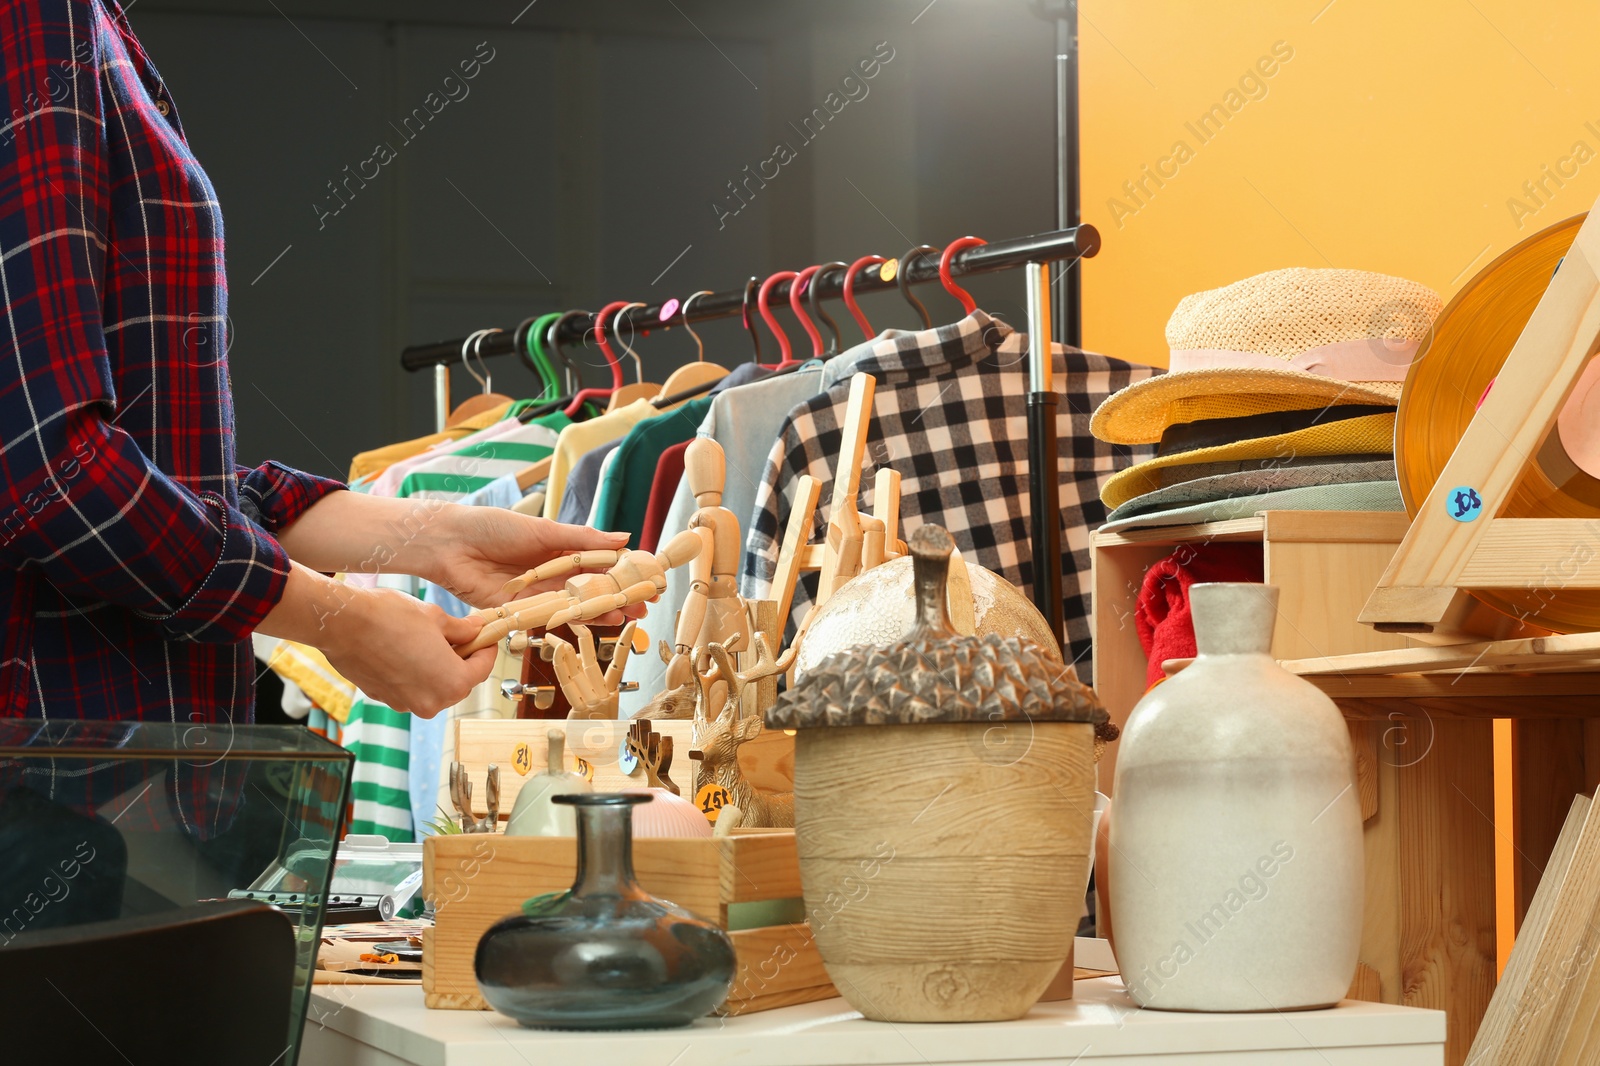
155;99;170;116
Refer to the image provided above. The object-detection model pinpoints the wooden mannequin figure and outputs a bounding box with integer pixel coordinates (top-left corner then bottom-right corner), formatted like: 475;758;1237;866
546;621;638;719
661;438;754;693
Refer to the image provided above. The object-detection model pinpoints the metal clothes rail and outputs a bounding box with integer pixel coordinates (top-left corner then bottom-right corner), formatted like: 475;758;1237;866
397;225;1098;372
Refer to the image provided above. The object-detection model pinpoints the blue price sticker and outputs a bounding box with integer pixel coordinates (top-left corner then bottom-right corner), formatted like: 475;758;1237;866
617;736;638;775
1446;485;1484;522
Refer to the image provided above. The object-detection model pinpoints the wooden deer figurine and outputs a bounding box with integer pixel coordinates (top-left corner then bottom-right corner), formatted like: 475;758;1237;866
689;639;795;828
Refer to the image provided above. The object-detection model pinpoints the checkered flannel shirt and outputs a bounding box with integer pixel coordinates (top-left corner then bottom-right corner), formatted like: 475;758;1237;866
741;311;1158;681
0;1;343;725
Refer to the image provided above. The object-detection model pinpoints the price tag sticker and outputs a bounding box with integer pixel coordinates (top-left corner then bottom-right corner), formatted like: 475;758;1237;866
574;757;595;782
878;258;899;282
695;783;733;823
618;737;638;775
512;742;534;777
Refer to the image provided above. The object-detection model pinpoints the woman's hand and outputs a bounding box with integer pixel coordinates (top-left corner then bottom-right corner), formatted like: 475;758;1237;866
257;564;498;718
422;507;632;610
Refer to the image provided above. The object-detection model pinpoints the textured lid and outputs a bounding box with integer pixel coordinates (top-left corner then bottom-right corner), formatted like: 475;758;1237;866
766;524;1106;729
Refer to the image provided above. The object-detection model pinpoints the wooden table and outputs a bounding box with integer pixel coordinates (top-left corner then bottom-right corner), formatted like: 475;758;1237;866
299;977;1445;1066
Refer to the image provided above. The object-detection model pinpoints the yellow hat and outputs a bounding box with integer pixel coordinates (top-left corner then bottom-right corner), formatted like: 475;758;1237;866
1092;268;1441;445
1099;411;1396;511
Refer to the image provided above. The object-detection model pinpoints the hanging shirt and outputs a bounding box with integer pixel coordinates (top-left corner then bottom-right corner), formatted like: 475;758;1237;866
556;439;621;525
346;400;514;482
0;0;347;733
540;398;661;520
742;311;1159;680
590;396;714;542
397;417;566;502
640;440;691;553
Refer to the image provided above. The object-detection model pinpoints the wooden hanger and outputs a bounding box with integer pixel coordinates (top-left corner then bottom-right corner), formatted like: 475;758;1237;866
515;455;553;493
656;291;728;400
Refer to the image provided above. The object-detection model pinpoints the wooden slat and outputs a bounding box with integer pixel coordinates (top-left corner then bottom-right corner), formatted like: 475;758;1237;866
1397;719;1497;1065
1264;538;1412;660
1470;795;1591;1065
1332;695;1600;721
719;830;803;903
1356;719;1404;1008
1284;632;1600;678
1304;674;1600;703
771;474;823;638
1261;510;1413;544
1363;204;1600;628
1459;520;1600;587
1352;721;1379;823
1512;721;1589;930
721;923;836;1014
1090;515;1266;547
1349;962;1384;1003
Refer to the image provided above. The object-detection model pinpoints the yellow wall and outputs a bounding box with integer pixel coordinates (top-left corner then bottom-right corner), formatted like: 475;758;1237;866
1081;0;1600;368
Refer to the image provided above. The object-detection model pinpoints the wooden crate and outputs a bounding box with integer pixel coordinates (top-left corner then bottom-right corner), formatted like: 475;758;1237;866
422;830;836;1015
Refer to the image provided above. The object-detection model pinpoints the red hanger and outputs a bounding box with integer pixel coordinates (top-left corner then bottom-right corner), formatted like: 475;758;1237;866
939;236;987;315
842;254;886;340
789;265;825;359
757;270;798;368
564;300;629;417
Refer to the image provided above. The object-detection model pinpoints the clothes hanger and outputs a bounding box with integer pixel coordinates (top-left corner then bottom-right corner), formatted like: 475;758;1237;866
516;310;593;422
757;269;800;369
842;254;886;340
807;261;848;356
655;290;727;400
447;328;515;426
515;313;561;400
896;244;940;330
939;236;987;314
739;276;767;367
789;265;826;360
547;309;588;394
564;301;628;418
603;301;664;412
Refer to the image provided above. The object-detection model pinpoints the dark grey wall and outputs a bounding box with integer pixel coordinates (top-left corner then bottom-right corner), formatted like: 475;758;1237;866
133;0;1058;477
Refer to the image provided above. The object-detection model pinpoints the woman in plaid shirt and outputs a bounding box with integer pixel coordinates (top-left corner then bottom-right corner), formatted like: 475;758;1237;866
0;0;627;725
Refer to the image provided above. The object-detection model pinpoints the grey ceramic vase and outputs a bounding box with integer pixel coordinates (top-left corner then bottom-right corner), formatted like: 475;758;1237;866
1109;583;1363;1011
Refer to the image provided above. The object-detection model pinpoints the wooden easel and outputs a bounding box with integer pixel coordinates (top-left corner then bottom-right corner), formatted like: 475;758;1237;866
1359;202;1600;638
769;372;906;638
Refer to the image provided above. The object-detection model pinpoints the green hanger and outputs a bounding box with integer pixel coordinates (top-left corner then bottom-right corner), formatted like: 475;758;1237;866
526;311;563;400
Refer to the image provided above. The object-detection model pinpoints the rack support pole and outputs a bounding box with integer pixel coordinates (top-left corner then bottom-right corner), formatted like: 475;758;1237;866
434;364;451;433
1025;261;1066;655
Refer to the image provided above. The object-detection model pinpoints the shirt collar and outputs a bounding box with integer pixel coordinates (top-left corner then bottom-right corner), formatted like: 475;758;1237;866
820;311;1016;389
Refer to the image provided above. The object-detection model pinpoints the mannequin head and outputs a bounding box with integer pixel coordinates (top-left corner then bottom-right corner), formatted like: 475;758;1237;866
685;437;725;507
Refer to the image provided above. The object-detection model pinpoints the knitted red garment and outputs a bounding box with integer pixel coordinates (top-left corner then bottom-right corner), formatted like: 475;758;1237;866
1134;544;1264;689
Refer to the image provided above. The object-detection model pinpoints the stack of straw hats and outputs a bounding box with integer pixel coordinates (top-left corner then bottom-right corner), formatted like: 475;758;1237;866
1090;268;1442;533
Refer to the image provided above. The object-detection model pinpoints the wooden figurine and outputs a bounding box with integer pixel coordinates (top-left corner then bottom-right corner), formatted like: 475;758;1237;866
546;621;638;719
455;530;702;656
689;640;795;828
448;761;500;834
625;719;679;795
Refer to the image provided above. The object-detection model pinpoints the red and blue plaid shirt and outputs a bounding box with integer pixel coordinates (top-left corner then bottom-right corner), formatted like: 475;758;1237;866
0;0;343;725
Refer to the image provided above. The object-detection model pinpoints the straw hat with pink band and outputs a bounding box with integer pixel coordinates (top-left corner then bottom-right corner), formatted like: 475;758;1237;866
1091;267;1443;446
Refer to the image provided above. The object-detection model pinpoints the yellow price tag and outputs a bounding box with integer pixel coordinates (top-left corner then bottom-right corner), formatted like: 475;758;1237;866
878;258;899;282
512;742;534;777
695;783;733;823
574;757;595;783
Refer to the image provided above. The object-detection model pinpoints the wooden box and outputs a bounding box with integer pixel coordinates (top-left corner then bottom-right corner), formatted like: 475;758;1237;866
421;829;836;1015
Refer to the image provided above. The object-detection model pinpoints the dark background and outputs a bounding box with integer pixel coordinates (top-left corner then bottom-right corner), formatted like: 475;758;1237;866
134;0;1061;479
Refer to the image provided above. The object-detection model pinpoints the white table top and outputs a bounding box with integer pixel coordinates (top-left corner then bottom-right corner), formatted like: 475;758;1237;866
302;978;1445;1066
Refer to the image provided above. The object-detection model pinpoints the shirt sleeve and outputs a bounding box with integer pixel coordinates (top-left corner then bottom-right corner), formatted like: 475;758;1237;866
236;462;345;535
0;2;289;644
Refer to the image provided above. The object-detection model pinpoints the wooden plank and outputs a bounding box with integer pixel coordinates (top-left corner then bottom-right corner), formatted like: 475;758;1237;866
1090;515;1266;548
721;923;836;1014
817;373;875;604
1264;539;1413;660
1512;720;1589;930
771;474;823;638
1349;962;1384;1003
1332;695;1600;721
1261;510;1413;544
1397;718;1497;1065
718;831;803;903
1283;632;1600;678
1090;539;1182;794
1363;203;1600;628
1356;718;1404;1007
1470;795;1591;1065
1352;721;1379;823
1587;720;1600;794
1305;674;1600;702
1458;519;1600;587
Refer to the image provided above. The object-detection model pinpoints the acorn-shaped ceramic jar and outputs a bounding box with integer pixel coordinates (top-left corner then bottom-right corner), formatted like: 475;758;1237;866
768;523;1107;1022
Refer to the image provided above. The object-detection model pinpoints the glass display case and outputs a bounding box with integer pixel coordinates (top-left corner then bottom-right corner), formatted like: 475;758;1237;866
0;720;353;1066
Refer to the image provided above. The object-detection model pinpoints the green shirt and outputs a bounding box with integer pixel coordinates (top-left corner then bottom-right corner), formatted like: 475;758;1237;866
590;396;714;542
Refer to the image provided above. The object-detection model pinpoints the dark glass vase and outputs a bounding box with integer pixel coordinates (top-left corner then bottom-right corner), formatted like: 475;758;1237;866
474;793;736;1029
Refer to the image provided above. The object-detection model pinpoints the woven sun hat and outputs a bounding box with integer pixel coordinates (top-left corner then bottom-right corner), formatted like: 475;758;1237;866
1091;268;1442;446
1098;480;1404;535
1098;408;1396;511
1104;457;1396;523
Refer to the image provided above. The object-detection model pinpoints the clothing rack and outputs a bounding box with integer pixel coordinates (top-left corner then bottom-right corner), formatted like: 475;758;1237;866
399;221;1101;652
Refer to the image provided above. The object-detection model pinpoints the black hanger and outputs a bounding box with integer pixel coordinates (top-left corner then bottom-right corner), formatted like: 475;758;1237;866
808;260;847;356
741;276;763;364
897;245;939;330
